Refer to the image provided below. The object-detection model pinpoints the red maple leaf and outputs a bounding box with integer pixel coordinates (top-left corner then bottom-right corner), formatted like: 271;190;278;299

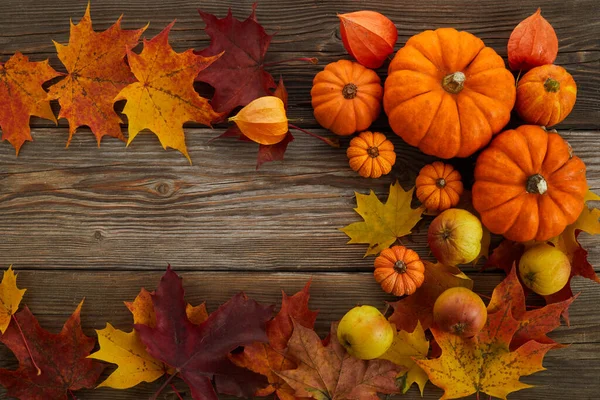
231;280;318;399
196;4;275;115
0;302;105;399
135;267;274;400
487;266;575;349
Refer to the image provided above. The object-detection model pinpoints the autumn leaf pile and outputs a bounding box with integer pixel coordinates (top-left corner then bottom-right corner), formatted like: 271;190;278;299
0;4;332;167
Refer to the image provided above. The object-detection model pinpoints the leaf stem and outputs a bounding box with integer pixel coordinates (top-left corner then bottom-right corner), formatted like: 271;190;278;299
12;314;41;376
68;390;78;400
152;371;179;400
263;57;318;67
170;383;184;400
289;123;340;148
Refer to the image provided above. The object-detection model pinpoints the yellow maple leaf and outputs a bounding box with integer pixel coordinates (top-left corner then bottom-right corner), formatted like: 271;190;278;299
89;288;208;389
0;266;26;333
416;308;553;400
379;321;429;395
115;22;223;161
340;181;425;256
551;189;600;258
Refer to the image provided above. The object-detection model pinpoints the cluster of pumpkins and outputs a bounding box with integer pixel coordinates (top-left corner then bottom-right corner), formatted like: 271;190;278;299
310;11;586;246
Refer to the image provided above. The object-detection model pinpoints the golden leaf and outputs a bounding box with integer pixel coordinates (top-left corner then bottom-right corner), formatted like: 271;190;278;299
0;266;26;333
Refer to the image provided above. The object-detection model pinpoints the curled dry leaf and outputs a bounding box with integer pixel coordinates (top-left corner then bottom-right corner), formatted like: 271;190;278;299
0;266;26;334
0;53;60;154
338;10;398;69
48;4;145;145
508;8;558;71
229;96;288;145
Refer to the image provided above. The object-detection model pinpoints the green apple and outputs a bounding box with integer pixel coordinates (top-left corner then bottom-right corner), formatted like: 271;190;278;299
336;305;394;360
428;208;483;265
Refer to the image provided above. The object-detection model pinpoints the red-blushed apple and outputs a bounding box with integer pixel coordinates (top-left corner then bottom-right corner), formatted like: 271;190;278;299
433;287;487;337
337;305;394;359
428;208;483;265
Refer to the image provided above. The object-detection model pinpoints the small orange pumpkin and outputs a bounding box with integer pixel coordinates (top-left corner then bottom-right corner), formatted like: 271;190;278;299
384;28;516;159
473;125;587;242
516;64;577;127
347;131;396;178
374;245;425;296
311;60;382;136
416;162;463;211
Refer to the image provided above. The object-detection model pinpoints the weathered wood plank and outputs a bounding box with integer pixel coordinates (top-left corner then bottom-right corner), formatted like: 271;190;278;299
1;129;598;272
0;271;598;399
0;0;598;129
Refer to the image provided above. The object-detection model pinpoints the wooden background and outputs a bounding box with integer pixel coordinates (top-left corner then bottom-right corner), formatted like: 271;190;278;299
0;0;599;399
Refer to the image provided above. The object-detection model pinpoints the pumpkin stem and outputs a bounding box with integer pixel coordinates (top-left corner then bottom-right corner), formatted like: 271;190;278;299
442;72;466;94
544;77;560;93
436;178;447;188
394;260;407;274
367;146;379;158
342;83;358;99
526;174;548;195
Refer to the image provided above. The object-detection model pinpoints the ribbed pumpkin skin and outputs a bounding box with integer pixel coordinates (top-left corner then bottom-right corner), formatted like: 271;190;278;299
416;161;463;211
384;28;516;159
516;65;577;127
473;125;587;242
311;60;382;136
347;131;396;178
373;246;425;296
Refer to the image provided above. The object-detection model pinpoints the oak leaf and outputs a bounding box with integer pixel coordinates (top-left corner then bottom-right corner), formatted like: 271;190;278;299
135;267;273;400
278;321;403;399
115;22;222;161
47;4;145;145
196;4;276;114
487;266;575;349
0;266;26;334
231;281;318;399
0;52;60;154
416;306;553;399
89;287;208;389
379;321;429;395
388;261;473;332
0;302;105;399
340;181;425;256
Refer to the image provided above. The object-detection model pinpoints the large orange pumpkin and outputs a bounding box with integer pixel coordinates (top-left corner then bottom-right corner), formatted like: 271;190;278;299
384;28;516;159
473;125;587;242
516;64;577;127
311;60;382;136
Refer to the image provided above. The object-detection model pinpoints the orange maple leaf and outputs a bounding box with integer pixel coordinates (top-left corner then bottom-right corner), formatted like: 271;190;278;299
0;53;60;154
115;22;223;161
416;306;553;399
48;4;146;145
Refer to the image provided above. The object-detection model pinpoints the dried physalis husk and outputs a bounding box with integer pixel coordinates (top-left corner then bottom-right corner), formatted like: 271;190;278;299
508;8;558;71
229;96;288;145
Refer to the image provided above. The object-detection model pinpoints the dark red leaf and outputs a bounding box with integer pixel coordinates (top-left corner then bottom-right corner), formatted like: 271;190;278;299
0;303;105;399
257;133;295;170
135;267;274;400
196;4;275;115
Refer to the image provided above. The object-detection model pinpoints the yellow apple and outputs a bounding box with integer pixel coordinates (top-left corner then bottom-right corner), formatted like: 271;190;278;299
519;243;571;295
337;305;394;360
428;208;483;265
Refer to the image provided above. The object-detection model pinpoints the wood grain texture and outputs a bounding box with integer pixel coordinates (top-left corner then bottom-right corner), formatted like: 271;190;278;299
0;0;599;399
0;271;599;400
0;0;598;129
0;129;598;272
